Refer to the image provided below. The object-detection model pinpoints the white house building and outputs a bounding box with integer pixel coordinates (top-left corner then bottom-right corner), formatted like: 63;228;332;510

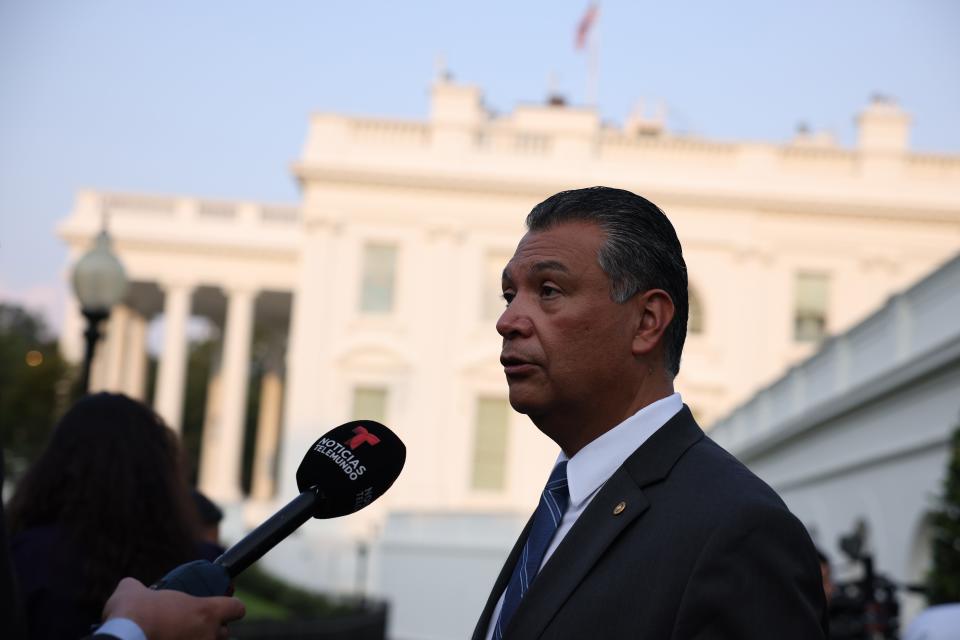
57;77;960;638
711;252;960;629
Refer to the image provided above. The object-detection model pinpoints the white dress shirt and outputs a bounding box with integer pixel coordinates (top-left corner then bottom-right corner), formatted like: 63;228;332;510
484;393;683;640
95;618;147;640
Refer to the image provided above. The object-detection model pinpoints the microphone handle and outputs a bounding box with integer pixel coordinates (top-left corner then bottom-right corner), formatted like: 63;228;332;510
215;488;319;578
152;560;231;596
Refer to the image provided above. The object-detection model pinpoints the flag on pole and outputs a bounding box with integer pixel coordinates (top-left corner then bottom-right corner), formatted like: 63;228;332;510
575;3;598;50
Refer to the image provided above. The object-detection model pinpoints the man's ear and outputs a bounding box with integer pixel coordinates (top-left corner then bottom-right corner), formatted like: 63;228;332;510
631;289;675;358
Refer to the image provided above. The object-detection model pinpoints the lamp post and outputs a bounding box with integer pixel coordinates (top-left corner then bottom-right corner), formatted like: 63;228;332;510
71;230;128;394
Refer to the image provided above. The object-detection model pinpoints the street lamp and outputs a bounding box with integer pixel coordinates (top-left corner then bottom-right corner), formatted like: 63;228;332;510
71;229;128;394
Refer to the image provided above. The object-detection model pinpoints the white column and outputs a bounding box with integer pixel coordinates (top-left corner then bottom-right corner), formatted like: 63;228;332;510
207;287;256;502
102;305;132;392
89;304;128;393
123;312;148;401
61;296;85;364
730;249;779;409
60;247;85;364
278;221;337;500
198;363;223;497
88;329;109;393
154;283;193;432
251;369;284;500
420;226;459;507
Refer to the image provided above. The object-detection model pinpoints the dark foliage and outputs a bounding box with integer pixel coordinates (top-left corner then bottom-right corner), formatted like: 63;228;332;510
928;420;960;604
234;564;357;618
0;303;70;477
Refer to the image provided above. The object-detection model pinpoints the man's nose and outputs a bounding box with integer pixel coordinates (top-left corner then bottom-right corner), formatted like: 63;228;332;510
496;300;533;338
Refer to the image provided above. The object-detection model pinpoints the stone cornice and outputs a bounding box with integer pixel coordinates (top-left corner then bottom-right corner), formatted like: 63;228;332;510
729;332;960;464
58;224;299;263
292;163;960;224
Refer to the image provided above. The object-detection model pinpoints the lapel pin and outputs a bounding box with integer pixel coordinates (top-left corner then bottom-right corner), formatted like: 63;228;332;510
613;501;626;515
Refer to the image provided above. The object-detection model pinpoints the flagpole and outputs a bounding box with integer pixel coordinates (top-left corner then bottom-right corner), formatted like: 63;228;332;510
575;2;600;107
587;2;600;108
588;9;599;107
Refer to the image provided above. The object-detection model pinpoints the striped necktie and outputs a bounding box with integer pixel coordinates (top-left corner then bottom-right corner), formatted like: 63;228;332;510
493;460;569;639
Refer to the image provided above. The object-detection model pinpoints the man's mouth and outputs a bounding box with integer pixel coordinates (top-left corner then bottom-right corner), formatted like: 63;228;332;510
500;355;538;376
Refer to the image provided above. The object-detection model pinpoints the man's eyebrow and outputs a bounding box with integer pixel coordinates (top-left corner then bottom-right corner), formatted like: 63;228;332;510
502;260;571;284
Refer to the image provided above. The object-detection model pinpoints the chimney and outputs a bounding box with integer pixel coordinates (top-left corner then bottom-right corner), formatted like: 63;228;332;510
856;94;910;154
429;77;486;151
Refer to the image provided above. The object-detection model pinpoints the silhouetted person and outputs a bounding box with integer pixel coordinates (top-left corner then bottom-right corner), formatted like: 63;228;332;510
190;488;226;561
7;393;200;639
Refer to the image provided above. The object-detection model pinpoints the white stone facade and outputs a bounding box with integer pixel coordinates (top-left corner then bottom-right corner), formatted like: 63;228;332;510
57;79;960;638
711;253;960;629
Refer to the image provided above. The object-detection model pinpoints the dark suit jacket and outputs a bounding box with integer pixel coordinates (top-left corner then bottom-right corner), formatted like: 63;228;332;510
472;407;828;639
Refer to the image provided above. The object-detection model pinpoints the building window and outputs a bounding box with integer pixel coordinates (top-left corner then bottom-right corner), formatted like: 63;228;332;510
794;272;829;342
483;250;512;320
351;386;388;423
471;397;510;491
688;287;704;335
359;243;397;313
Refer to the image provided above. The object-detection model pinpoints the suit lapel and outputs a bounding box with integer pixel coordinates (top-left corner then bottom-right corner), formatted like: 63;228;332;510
471;515;536;640
505;467;649;639
620;406;703;488
505;406;704;639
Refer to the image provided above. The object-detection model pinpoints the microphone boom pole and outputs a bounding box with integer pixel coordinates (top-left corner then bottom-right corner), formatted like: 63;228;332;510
215;488;320;578
151;420;405;597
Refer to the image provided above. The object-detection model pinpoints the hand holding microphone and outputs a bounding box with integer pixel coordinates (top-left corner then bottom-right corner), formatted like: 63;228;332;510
152;420;406;597
100;577;245;640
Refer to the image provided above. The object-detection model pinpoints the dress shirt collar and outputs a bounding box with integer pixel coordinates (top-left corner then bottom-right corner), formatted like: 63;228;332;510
557;392;683;507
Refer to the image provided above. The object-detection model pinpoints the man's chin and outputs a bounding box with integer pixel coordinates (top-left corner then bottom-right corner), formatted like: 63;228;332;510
507;391;546;417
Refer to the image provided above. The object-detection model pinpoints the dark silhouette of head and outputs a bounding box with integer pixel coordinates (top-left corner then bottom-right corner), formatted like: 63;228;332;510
7;392;198;607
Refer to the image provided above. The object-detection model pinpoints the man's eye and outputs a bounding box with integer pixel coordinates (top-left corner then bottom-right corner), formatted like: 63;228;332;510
540;285;559;298
502;291;515;305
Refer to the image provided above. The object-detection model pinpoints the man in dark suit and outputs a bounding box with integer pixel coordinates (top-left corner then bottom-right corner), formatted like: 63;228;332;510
473;187;827;639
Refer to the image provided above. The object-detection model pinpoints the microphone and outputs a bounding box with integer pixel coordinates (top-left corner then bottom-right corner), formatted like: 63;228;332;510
152;420;405;596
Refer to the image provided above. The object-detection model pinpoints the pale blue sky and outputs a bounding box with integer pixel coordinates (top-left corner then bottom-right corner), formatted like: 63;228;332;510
1;0;958;329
